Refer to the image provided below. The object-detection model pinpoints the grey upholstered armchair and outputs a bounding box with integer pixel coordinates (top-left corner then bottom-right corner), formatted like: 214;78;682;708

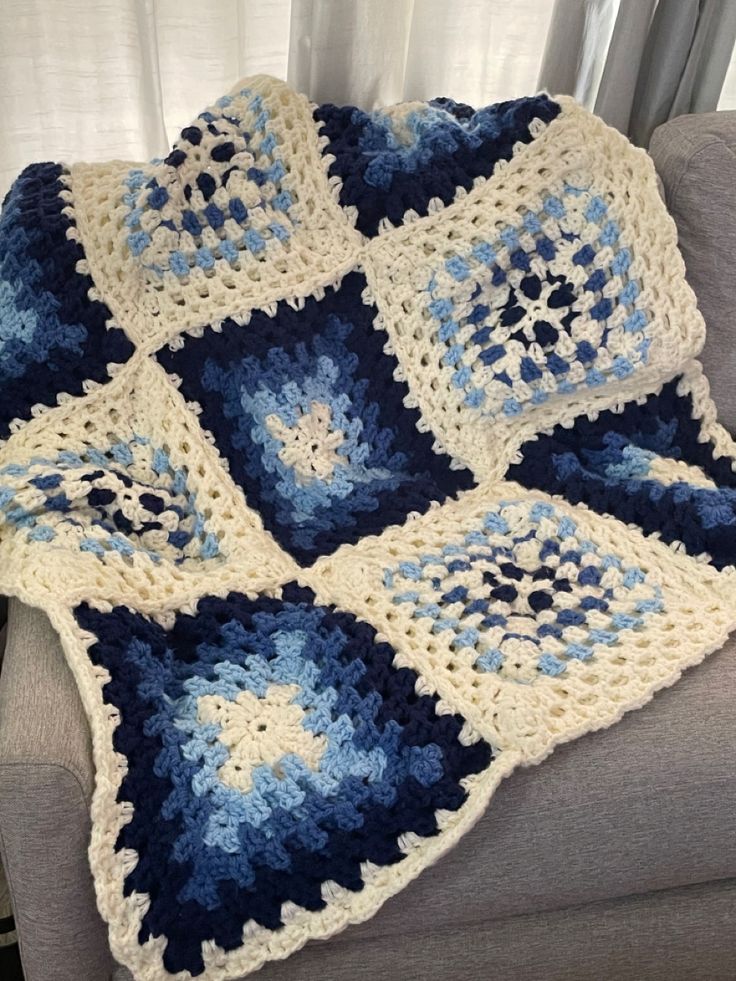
1;109;736;981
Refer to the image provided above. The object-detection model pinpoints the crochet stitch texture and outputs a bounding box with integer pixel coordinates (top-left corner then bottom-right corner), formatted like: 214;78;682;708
1;76;735;980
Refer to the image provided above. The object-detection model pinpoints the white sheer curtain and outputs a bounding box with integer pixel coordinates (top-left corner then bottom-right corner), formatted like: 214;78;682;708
0;0;554;197
539;0;736;146
4;0;736;199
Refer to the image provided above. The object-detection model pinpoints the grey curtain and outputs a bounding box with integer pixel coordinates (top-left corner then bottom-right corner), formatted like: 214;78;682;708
539;0;736;145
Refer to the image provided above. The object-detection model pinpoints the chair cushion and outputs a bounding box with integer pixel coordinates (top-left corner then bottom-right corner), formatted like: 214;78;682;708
650;111;736;432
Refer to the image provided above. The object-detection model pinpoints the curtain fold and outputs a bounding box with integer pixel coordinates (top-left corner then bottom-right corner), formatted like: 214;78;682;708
286;0;416;108
590;0;656;134
537;0;588;99
537;0;623;111
540;0;736;145
398;0;555;110
627;0;736;146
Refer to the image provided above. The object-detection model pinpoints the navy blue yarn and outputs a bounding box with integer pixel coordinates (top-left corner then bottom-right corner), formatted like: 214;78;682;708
156;271;474;564
314;95;561;237
0;163;134;439
509;377;736;569
75;584;491;976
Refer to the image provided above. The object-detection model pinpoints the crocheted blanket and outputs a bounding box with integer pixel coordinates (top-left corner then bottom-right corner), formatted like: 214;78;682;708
1;75;735;980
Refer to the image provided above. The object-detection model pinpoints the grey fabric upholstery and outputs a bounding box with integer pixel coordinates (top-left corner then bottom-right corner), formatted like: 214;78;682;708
117;879;736;981
2;597;736;981
650;110;736;432
0;601;113;981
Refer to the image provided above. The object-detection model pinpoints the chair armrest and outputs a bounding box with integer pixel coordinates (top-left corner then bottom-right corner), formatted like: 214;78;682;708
0;598;113;981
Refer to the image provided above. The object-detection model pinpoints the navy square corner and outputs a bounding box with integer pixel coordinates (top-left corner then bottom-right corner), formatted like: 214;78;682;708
0;162;135;440
156;270;474;563
314;95;561;237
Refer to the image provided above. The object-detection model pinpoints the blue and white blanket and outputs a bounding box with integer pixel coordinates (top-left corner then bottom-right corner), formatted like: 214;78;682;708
1;76;734;980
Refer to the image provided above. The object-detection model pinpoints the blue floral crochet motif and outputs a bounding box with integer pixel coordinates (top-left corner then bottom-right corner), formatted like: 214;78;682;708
75;584;491;975
156;271;474;563
0;436;219;563
0;163;133;439
509;378;736;570
123;89;296;280
383;499;664;680
314;94;560;237
424;184;650;419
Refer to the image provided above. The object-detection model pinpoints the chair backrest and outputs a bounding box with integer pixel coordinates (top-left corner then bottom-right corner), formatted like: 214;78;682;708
650;110;736;433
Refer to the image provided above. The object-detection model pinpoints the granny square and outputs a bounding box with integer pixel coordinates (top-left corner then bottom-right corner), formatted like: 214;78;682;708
75;583;492;976
314;484;731;761
122;89;299;284
418;185;651;419
0;368;223;568
0;357;294;599
69;77;361;347
157;270;475;563
367;105;703;476
381;497;666;682
0;430;219;564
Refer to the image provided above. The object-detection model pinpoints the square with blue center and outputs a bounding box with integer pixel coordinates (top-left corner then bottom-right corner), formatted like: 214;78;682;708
157;271;475;563
74;583;492;975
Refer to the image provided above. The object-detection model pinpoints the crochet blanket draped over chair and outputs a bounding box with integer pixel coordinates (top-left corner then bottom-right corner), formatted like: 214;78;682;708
0;75;735;980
